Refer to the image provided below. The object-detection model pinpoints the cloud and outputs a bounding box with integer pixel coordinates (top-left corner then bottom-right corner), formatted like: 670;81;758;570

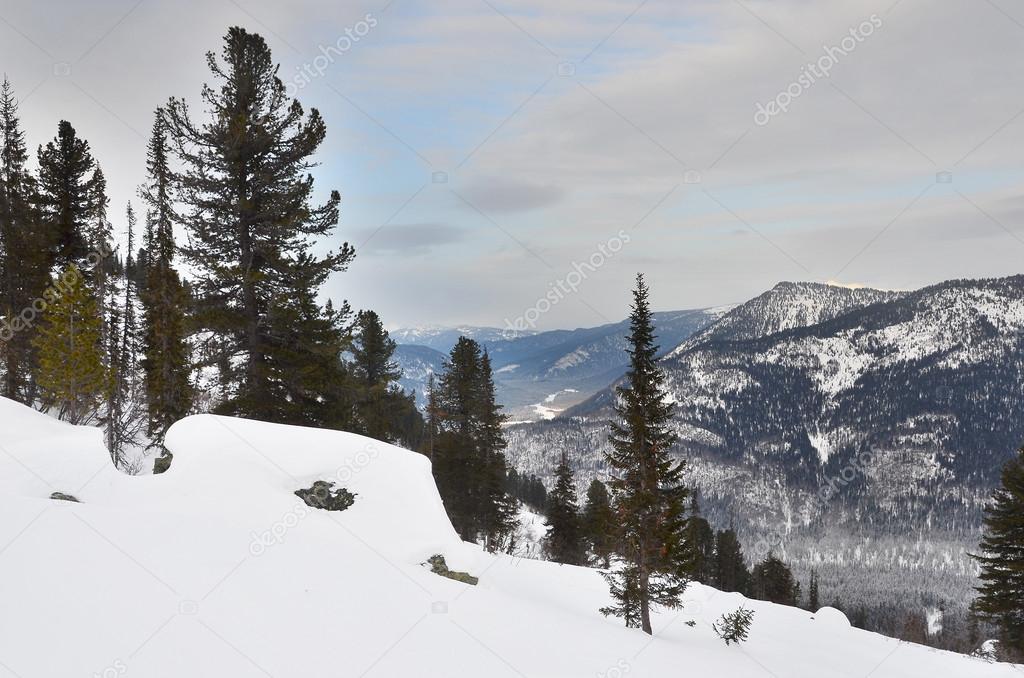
355;222;467;256
457;177;566;213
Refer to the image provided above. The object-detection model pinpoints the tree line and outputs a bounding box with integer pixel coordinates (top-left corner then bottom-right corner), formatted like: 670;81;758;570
0;28;423;468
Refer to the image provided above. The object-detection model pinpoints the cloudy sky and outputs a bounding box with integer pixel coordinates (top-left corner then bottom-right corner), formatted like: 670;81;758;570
2;0;1023;331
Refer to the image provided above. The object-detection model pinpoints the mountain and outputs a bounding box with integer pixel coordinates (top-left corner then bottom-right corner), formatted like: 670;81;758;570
394;344;448;408
395;308;728;419
389;325;535;353
505;275;1024;632
0;396;1012;677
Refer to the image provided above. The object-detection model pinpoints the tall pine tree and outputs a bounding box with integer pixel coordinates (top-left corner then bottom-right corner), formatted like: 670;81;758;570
139;109;193;448
163;28;353;421
972;447;1024;657
35;120;97;271
601;274;690;634
432;337;515;549
544;452;585;565
582;479;616;568
0;77;45;402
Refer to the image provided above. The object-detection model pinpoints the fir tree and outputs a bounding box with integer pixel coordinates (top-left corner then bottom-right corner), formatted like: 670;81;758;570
139;110;193;446
104;204;145;468
0;77;45;402
751;553;797;606
432;337;515;549
713;528;750;594
32;268;109;424
808;569;820;611
601;274;690;634
683;501;715;585
351;309;415;442
544;452;585;565
972;447;1024;657
35;120;97;270
163;28;353;421
581;479;615;568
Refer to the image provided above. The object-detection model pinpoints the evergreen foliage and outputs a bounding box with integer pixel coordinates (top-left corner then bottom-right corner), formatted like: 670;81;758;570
431;337;516;550
163;27;353;421
0;77;45;403
32;267;109;424
543;452;585;565
972;447;1024;658
601;274;690;634
581;479;615;568
138;110;193;446
751;553;798;606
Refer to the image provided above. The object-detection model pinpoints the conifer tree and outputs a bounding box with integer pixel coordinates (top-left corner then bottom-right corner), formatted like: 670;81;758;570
972;447;1024;657
163;28;353;421
432;337;515;549
713;528;750;594
601;274;690;634
683;501;716;584
808;569;820;611
544;452;585;565
751;553;797;606
35;120;97;270
104;204;145;467
32;268;109;424
139;110;193;446
0;77;45;402
582;479;615;568
351;309;408;442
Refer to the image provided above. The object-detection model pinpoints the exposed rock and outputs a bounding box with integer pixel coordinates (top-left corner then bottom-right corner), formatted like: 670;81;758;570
295;480;355;511
49;492;80;503
426;554;478;585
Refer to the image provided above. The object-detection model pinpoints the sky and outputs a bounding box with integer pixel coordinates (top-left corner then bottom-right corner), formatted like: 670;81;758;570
2;0;1024;331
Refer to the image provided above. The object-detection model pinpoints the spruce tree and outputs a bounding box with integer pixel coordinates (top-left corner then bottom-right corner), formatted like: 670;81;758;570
713;528;750;594
683;501;716;584
808;569;820;611
601;274;690;634
432;337;515;549
0;77;45;402
163;27;353;421
751;553;797;606
351;309;406;442
544;452;585;565
35;120;97;270
139;110;193;446
105;204;145;467
32;268;109;424
972;447;1024;657
582;479;615;568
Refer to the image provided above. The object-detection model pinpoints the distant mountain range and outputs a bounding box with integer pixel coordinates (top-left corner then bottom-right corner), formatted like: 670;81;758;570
394;308;729;417
503;275;1024;620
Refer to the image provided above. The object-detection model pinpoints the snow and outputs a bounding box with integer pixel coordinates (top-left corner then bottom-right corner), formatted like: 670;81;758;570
0;396;1017;677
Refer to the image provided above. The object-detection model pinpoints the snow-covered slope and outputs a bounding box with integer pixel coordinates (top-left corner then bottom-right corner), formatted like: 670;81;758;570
0;398;1012;677
506;274;1024;633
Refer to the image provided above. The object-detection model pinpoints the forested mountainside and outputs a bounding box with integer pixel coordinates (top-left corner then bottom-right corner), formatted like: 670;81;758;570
506;276;1024;628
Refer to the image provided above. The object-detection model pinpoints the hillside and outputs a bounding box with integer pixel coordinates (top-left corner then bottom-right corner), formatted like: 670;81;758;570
0;397;1013;677
395;308;726;418
505;275;1024;628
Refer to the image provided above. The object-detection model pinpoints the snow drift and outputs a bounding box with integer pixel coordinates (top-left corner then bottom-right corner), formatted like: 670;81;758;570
0;397;1013;677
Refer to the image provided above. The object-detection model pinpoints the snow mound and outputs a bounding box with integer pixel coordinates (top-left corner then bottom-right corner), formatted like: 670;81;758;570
814;607;852;628
0;397;1018;677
